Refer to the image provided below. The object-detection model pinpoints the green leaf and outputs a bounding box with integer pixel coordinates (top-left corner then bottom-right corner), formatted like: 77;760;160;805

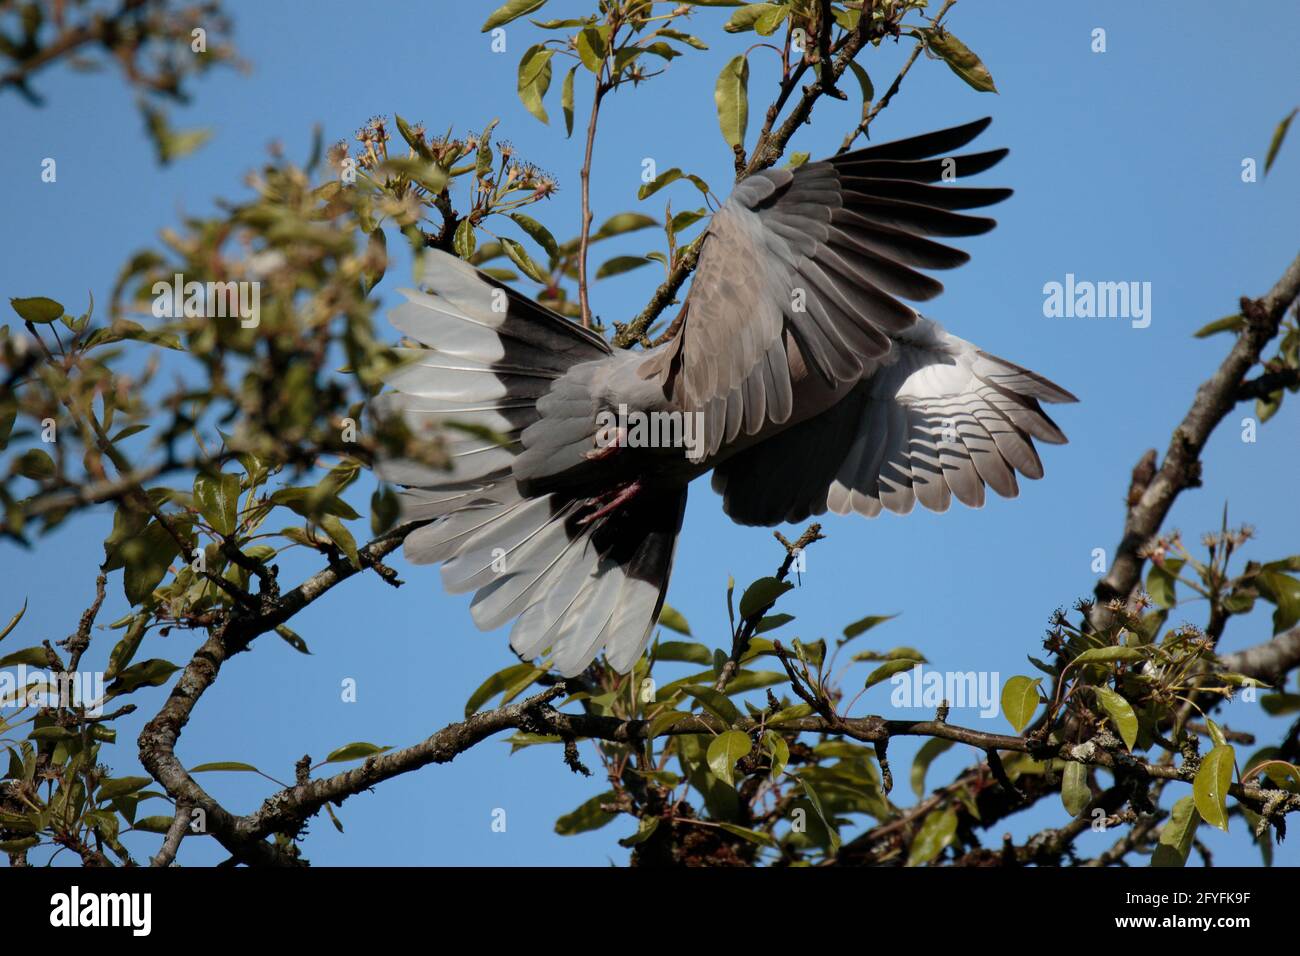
655;28;708;50
107;659;179;695
753;4;787;36
16;448;55;479
707;730;752;786
714;54;750;149
1152;795;1200;867
755;613;794;634
669;208;708;236
636;168;710;201
618;815;660;847
724;3;778;33
1204;718;1228;750
847;59;874;115
1260;693;1300;716
0;599;26;643
122;521;181;605
911;737;954;797
274;624;310;655
906;807;958;866
476;118;498;178
1073;646;1145;666
721;670;786;695
1255;569;1300;634
381;156;449;193
1093;686;1139;751
789;637;825;668
681;685;741;726
924;28;997;93
190;762;261;773
762;730;789;778
509;212;559;261
194;471;240;536
864;657;921;690
132;815;179;834
717;821;777;847
576;25;608;73
517;45;554;123
647;710;693;739
555;791;618;834
1145;558;1184;609
1257;389;1283;424
370;485;400;536
465;662;538;717
1194;313;1244;338
1061;762;1091;816
596;255;654;279
842;612;897;641
393;113;432;160
1092;686;1144;754
738;576;793;619
653;641;710;666
0;399;16;452
10;296;64;324
0;646;47;668
500;237;549;283
96;776;153;800
269;486;360;520
630;768;681;788
482;0;547;31
658;605;691;636
325;742;391;763
1264;107;1297;175
851;646;927;663
793;773;840;852
453;218;476;260
28;726;73;742
594;211;659;237
1193;744;1235;832
105;616;147;680
317;513;359;569
142;105;211;164
1001;675;1041;733
561;65;577;137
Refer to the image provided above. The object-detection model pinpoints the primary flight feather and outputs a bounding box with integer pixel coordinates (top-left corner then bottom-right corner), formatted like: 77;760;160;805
374;117;1076;677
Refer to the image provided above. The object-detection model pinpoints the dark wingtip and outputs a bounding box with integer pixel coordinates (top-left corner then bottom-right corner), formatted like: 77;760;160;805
834;116;1002;165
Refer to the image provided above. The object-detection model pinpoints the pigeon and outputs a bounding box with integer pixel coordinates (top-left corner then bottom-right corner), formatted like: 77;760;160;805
374;117;1076;677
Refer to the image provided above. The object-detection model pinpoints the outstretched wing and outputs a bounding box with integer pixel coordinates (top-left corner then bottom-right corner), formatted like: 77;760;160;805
640;117;1013;458
710;319;1078;526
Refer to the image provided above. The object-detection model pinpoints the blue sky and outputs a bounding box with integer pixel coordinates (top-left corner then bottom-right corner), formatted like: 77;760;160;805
3;0;1298;866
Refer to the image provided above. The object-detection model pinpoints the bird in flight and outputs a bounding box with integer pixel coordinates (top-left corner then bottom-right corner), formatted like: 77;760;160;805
375;117;1076;677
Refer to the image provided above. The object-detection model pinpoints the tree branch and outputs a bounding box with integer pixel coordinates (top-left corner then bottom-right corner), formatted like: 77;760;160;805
1096;251;1300;609
135;520;428;865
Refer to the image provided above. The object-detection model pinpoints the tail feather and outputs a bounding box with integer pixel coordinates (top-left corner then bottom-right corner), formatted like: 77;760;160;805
378;250;685;677
470;501;587;630
442;494;562;594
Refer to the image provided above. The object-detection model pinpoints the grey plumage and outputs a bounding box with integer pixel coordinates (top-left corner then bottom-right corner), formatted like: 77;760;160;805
376;117;1076;677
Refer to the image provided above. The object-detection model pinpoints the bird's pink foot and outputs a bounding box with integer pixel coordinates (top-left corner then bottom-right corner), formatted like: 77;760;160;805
583;425;626;461
577;479;643;525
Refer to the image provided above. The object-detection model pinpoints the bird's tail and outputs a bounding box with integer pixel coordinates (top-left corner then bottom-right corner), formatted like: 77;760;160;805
374;251;686;677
